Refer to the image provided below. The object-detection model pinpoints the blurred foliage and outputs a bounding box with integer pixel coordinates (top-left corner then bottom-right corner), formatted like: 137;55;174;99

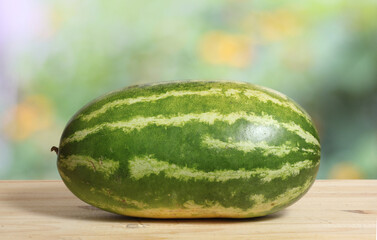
0;0;376;179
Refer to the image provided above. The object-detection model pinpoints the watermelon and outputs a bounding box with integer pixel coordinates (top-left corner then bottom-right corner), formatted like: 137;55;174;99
55;80;320;218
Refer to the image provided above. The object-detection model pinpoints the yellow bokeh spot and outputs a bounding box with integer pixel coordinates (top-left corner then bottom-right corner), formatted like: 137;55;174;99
2;95;53;141
329;162;364;179
199;31;251;68
259;10;301;42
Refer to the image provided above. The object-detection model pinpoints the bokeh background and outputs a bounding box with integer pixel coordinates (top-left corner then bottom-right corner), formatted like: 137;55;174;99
0;0;376;180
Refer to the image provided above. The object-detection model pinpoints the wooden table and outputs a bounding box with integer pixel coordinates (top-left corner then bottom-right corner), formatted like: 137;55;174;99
0;180;376;240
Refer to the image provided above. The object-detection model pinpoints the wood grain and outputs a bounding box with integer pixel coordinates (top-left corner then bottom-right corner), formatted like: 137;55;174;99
0;180;376;240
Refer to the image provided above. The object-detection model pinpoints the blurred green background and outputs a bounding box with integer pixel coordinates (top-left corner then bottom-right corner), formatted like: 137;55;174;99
0;0;376;179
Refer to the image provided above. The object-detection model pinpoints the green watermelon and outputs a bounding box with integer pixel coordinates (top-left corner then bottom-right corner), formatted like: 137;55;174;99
55;80;320;218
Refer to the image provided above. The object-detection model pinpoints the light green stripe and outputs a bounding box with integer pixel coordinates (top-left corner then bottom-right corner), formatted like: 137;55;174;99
91;188;149;208
201;135;300;157
80;88;223;121
258;85;289;100
244;89;311;123
248;176;312;211
129;155;317;183
302;148;320;155
281;122;319;146
80;87;312;126
62;111;319;146
58;169;71;183
58;155;119;178
201;136;319;156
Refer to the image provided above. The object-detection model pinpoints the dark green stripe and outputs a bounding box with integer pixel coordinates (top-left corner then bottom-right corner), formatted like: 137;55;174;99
60;121;320;172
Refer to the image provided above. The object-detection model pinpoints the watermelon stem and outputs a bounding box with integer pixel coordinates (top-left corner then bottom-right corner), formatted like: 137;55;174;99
51;146;59;155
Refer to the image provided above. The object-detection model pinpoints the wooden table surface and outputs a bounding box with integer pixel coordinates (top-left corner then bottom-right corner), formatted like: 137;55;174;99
0;180;376;240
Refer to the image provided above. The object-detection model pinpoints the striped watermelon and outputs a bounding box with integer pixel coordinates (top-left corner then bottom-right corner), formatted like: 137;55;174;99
55;80;320;218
